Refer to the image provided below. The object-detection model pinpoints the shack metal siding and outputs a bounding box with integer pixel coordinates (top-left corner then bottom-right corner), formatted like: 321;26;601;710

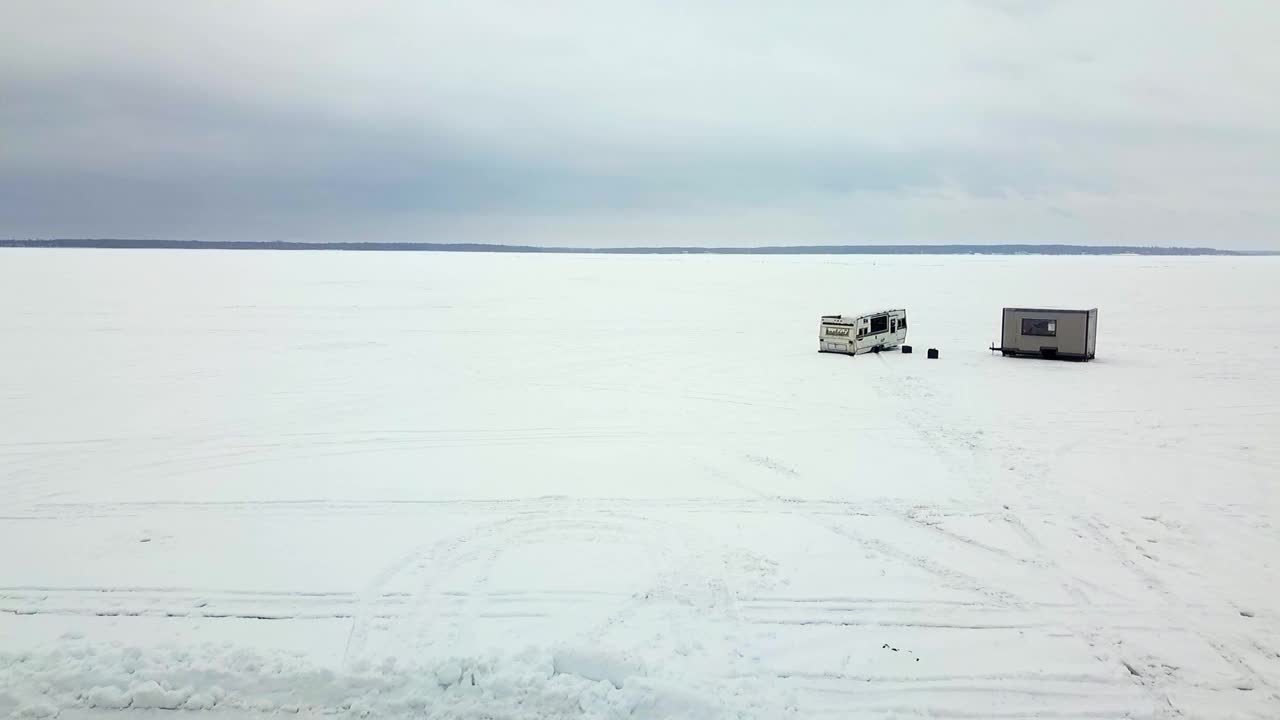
1002;308;1090;355
1087;309;1098;358
1003;307;1091;314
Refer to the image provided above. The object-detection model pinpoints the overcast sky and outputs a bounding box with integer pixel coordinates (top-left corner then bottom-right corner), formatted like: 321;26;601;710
3;1;1279;248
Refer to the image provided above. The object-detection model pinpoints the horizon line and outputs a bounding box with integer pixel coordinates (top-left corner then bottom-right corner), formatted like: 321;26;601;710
2;239;1276;256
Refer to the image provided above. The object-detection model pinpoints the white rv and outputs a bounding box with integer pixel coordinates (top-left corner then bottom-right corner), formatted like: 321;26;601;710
819;309;908;355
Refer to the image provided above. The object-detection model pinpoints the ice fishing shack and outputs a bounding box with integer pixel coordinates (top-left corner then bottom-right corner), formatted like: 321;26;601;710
995;307;1097;360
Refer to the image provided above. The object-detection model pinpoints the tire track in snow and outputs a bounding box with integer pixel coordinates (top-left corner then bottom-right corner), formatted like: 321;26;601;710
728;451;1026;608
0;586;625;622
1081;517;1280;701
26;495;1012;519
427;512;647;652
341;511;578;666
345;510;575;665
734;598;1242;634
866;358;1092;608
5;589;1245;636
883;358;1277;713
340;502;763;666
728;670;1156;719
868;359;1195;716
343;535;451;667
557;506;775;652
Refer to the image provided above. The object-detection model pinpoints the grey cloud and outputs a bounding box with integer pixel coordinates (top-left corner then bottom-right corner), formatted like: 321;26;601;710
3;1;1279;248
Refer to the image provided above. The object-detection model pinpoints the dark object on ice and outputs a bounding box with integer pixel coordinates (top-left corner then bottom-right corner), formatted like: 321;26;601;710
901;345;912;354
927;348;939;359
882;643;920;660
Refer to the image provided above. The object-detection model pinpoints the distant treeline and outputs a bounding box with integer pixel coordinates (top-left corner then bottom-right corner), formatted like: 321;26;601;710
0;239;1262;256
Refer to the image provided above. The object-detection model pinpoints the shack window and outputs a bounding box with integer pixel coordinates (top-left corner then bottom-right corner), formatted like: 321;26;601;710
869;315;889;334
1022;318;1057;337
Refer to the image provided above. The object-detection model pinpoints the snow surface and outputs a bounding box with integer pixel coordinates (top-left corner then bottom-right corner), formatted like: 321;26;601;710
1;249;1279;718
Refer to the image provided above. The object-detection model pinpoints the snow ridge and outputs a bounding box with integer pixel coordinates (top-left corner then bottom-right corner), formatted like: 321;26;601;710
0;643;757;719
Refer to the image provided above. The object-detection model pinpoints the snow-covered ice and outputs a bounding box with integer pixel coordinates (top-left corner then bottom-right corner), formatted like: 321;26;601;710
1;249;1279;718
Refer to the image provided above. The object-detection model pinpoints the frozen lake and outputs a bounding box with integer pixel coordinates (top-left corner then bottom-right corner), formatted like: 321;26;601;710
2;249;1279;718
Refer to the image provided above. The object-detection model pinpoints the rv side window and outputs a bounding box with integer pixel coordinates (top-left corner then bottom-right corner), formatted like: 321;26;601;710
1022;318;1057;337
869;315;889;334
899;316;906;330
